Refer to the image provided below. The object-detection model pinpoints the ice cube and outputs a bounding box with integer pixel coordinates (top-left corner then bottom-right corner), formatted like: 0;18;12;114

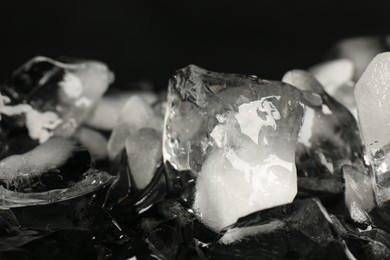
74;127;108;161
329;36;390;80
309;59;357;118
107;95;163;160
283;70;364;197
86;91;158;130
355;52;390;206
125;128;162;190
163;65;304;231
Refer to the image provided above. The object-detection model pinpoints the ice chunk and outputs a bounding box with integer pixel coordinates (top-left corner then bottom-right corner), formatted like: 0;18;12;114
125;128;162;189
86;91;158;130
355;52;390;205
283;70;363;197
164;65;304;231
309;59;357;118
329;36;390;80
343;165;375;224
309;59;354;94
0;56;113;140
107;95;163;160
74;127;108;161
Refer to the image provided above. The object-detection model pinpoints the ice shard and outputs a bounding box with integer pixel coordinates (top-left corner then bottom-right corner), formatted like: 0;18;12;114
343;165;375;224
163;65;304;230
355;52;390;206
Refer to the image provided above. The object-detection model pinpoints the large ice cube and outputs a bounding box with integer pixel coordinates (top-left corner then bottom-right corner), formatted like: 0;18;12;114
163;65;304;230
355;52;390;205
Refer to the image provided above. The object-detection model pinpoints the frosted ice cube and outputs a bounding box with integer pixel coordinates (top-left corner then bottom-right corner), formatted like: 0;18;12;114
125;128;162;190
355;52;390;205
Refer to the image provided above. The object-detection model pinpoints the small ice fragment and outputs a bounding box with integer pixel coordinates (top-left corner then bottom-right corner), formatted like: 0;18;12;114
75;127;108;161
125;128;162;189
107;95;163;160
343;165;375;224
86;91;158;130
0;101;62;143
329;36;389;80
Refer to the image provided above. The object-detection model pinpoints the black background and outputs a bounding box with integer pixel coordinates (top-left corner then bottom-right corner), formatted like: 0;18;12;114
0;0;389;89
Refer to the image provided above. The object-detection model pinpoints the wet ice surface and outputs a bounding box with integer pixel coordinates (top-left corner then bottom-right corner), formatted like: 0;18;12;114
164;65;304;230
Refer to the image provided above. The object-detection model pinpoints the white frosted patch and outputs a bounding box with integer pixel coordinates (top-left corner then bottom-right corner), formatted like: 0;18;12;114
0;102;62;143
234;96;281;144
298;107;316;148
355;52;390;157
75;97;92;107
25;110;62;143
194;110;297;231
59;73;83;99
322;105;332;115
